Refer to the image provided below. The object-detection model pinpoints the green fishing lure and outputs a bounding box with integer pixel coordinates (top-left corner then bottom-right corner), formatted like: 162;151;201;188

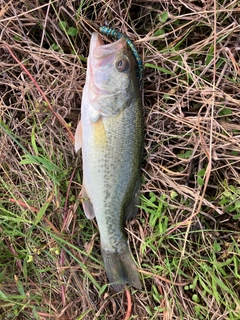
99;26;143;84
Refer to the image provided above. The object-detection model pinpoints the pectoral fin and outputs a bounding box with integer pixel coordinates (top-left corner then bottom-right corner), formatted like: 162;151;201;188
81;184;95;219
75;120;82;152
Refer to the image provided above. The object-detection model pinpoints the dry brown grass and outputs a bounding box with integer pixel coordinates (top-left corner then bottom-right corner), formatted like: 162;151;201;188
1;0;240;319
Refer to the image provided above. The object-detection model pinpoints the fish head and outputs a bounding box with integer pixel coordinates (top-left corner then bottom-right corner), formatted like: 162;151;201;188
86;32;138;117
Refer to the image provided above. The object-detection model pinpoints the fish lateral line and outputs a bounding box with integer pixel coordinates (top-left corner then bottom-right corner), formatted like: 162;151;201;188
99;26;143;85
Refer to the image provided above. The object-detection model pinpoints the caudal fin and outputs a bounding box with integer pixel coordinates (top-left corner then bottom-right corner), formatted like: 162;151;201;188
101;246;141;292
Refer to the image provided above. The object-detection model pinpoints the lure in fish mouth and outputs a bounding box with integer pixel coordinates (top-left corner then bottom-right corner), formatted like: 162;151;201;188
75;30;144;291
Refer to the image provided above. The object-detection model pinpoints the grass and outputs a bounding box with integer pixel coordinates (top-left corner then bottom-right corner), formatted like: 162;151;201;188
1;0;240;319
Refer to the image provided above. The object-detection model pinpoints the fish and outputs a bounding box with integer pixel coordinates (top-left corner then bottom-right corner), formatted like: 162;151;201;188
75;31;144;291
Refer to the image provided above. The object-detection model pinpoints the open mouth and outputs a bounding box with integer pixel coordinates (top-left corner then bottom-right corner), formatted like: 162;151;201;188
90;32;126;64
88;33;127;96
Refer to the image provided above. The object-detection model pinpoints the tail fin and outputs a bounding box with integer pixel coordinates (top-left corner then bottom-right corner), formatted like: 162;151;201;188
101;246;141;292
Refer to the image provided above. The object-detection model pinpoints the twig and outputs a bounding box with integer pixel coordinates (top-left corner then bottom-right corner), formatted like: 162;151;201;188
124;287;132;320
139;269;192;286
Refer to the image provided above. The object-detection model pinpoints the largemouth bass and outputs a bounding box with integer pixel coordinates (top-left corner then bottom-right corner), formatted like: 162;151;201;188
75;31;144;291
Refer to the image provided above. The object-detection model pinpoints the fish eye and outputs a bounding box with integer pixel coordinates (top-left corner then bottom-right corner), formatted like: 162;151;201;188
116;58;129;72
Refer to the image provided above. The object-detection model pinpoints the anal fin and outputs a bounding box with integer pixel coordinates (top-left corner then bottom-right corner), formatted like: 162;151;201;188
81;184;95;219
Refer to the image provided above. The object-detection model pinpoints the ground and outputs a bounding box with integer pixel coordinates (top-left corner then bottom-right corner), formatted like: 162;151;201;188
0;1;240;319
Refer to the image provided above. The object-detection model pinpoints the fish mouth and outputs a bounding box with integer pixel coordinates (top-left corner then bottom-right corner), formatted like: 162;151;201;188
88;32;127;96
90;32;126;60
